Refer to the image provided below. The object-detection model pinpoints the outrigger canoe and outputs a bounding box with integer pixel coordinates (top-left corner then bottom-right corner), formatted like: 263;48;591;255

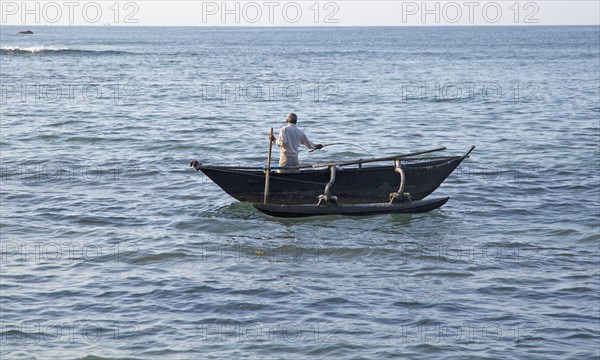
190;146;474;206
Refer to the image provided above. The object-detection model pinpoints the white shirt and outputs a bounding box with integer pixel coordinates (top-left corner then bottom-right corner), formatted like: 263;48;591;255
275;124;318;158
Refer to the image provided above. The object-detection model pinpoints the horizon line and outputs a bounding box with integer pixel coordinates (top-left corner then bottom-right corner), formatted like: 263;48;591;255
2;24;599;27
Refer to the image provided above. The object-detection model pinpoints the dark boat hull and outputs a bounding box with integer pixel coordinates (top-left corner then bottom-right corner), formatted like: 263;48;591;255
196;156;466;205
253;197;450;217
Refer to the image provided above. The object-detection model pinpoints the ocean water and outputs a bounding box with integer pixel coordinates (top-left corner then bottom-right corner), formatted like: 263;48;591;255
0;26;599;359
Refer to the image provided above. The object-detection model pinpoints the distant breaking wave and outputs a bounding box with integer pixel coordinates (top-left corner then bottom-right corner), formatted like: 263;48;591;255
1;46;133;55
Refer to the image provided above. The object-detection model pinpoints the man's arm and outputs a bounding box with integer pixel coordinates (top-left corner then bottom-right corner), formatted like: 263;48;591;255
269;128;284;148
301;133;322;150
276;128;285;148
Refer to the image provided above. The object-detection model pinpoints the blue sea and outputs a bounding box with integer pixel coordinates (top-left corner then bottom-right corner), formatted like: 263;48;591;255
1;26;599;359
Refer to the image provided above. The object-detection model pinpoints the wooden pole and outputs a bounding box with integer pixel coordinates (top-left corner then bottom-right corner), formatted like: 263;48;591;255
301;147;447;169
263;128;274;204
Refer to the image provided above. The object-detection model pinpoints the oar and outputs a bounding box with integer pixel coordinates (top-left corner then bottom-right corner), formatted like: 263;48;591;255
308;147;446;168
263;128;274;204
270;147;447;170
309;142;373;156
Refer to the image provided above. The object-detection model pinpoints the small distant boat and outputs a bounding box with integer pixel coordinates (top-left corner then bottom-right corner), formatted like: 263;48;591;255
190;146;474;208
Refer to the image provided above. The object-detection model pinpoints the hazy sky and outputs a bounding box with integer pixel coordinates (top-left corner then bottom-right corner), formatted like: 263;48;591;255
1;1;599;26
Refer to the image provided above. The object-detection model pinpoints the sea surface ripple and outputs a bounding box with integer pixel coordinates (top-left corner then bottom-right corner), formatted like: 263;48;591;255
1;26;599;359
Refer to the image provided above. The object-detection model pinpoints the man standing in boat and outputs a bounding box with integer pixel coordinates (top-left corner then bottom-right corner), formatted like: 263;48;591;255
269;113;323;172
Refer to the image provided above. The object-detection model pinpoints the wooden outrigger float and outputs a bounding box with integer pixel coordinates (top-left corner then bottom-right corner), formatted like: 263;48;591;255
252;197;450;218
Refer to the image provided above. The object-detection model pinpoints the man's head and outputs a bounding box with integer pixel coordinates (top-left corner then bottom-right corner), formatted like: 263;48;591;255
286;113;297;124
